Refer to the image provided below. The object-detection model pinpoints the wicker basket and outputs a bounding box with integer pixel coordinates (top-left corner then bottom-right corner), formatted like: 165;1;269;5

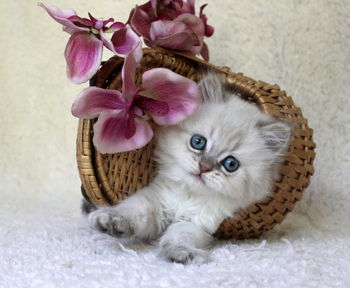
76;48;316;239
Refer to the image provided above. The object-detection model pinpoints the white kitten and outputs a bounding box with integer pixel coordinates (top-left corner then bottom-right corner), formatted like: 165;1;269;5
87;73;293;264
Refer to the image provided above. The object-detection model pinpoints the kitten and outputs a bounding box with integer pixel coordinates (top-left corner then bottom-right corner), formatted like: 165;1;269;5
86;73;293;264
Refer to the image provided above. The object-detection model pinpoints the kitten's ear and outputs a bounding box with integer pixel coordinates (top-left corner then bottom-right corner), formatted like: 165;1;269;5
258;119;294;154
198;73;224;103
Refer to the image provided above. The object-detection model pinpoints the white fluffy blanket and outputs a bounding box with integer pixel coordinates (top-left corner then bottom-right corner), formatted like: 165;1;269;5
1;0;349;287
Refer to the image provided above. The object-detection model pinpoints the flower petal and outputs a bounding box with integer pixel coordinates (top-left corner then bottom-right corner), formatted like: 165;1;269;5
174;0;184;5
174;13;205;54
175;13;204;39
130;5;152;40
142;68;201;125
132;40;144;64
151;0;158;11
100;29;117;54
204;24;214;38
180;0;195;14
71;87;125;119
121;43;143;100
93;111;154;154
153;31;194;51
65;32;103;84
135;96;170;116
150;20;193;51
38;2;87;33
187;0;196;12
149;20;186;40
68;15;92;27
102;17;115;27
199;4;214;37
125;110;137;139
107;22;125;32
63;26;89;35
200;41;209;61
111;26;142;56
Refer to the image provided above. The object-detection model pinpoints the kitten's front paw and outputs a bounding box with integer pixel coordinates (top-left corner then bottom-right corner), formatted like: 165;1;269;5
160;240;209;264
88;208;133;237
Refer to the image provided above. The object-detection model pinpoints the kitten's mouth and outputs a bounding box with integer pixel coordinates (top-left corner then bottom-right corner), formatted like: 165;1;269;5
190;173;206;184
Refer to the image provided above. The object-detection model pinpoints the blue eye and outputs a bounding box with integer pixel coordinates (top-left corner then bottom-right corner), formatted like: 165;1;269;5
222;156;240;173
190;135;207;151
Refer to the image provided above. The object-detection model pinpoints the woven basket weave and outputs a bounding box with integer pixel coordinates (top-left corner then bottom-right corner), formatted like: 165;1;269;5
76;48;316;239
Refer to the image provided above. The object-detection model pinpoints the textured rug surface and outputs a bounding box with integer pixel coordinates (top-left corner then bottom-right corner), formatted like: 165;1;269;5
1;0;350;287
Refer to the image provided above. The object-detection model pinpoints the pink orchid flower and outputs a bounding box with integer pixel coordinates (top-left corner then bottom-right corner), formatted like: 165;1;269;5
38;3;140;84
129;0;213;60
150;0;213;36
71;48;201;154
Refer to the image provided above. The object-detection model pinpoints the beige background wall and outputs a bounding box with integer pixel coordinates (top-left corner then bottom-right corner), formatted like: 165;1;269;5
1;0;349;223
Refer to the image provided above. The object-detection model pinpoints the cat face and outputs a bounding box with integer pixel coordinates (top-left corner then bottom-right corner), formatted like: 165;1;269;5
155;99;290;201
154;74;292;203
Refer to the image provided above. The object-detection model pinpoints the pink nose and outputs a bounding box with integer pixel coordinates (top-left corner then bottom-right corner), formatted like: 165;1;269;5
199;161;212;173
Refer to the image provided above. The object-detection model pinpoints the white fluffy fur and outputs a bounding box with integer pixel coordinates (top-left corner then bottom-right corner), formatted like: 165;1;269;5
89;74;292;263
